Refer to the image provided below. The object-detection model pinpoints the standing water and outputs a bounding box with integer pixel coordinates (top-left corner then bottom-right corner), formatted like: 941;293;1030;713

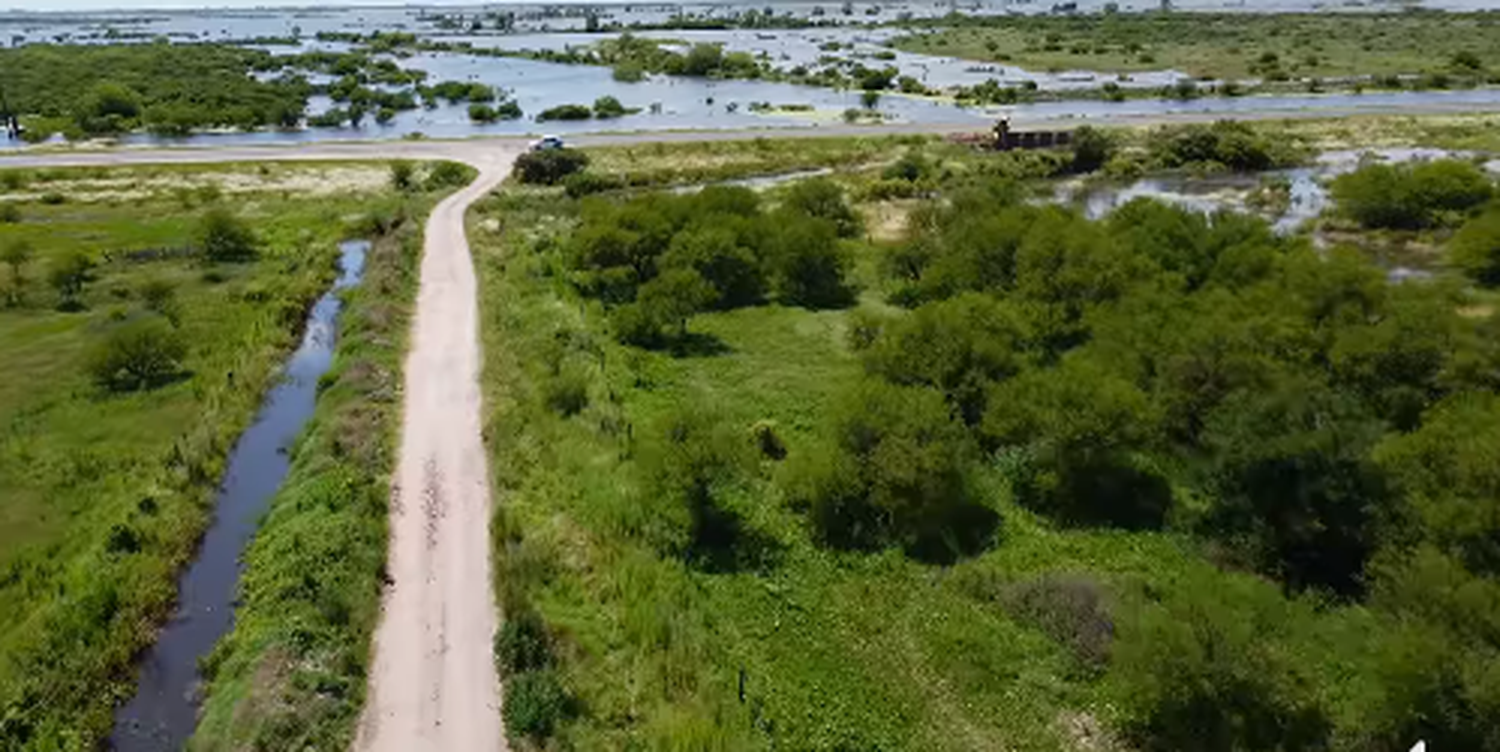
110;240;369;751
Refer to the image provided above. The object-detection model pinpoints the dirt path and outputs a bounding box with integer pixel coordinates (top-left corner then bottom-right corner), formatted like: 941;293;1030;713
352;151;519;752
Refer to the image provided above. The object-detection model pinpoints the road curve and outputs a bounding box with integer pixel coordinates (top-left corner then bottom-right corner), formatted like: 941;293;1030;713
352;149;519;752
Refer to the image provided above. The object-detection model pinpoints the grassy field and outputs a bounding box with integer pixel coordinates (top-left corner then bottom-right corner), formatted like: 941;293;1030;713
893;12;1500;82
476;120;1500;749
0;161;449;748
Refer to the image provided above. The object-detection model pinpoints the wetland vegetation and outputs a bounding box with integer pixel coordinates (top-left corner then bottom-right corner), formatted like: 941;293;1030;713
477;120;1500;750
0;160;462;749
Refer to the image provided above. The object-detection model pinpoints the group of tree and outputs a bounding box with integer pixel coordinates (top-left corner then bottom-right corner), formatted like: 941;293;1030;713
811;178;1500;747
0;43;313;138
561;179;858;347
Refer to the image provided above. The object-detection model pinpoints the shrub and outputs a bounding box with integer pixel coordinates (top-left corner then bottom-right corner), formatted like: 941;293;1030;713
793;379;996;563
138;278;180;324
562;171;624;198
613;61;646;82
592;95;629;119
513;148;590;185
543;366;589;417
49;249;94;306
503;670;569;741
1069;125;1114;173
196;207;258;262
1109;573;1332;751
39;192;67;205
1000;574;1113;669
1449;208;1500;287
781;177;861;238
424;160;471;190
390;161;415;191
536;104;593;121
494;100;523;120
1330;158;1494;230
496;611;553;674
87;315;188;391
767;212;852;309
0;203;20;223
468;103;499;123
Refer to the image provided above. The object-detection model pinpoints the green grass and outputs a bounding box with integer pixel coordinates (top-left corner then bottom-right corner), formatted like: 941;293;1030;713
470;183;1349;750
894;12;1500;82
0;162;416;749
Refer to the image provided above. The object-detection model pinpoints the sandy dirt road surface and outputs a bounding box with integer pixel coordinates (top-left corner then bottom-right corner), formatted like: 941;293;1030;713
351;148;520;752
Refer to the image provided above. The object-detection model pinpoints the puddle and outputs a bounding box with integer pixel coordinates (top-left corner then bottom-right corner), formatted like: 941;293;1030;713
109;239;369;751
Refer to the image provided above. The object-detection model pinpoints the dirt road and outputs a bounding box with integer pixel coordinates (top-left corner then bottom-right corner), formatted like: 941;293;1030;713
351;150;520;752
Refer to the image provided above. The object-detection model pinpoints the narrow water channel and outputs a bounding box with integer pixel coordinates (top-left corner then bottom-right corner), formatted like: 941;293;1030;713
109;240;370;752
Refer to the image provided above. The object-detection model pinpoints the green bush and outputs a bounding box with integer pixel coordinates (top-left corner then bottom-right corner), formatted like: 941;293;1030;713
592;95;629;118
196;207;258;262
0;202;20;224
49;249;94;307
562;171;624;198
424;161;472;190
1109;573;1332;751
503;670;569;741
537;103;593;121
1449;208;1500;286
87;315;188;391
1069;125;1115;173
1330;158;1494;230
793;379;996;562
543;366;590;417
468;103;499;123
781;176;861;237
496;611;553;675
513;148;590;185
390;161;415;191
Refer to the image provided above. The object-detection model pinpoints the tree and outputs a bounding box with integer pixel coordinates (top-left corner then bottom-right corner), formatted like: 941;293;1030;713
1109;571;1332;752
196;207;258;262
468;103;499;123
1202;377;1389;595
1449;208;1500;287
614;267;715;346
791;379;996;562
48;250;94;308
661;224;763;309
767;212;851;308
2;239;33;306
860;90;880;109
1069;125;1114;173
592;96;629;118
74;81;142;134
682;43;724;76
983;353;1170;529
512;148;590;185
87;315;188;391
865;293;1028;425
781;177;860;238
1330;159;1494;230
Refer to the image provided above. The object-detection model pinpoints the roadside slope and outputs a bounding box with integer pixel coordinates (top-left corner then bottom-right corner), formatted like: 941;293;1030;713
354;151;518;751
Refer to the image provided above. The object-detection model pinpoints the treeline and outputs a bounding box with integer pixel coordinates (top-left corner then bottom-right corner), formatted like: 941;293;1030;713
0;43;312;138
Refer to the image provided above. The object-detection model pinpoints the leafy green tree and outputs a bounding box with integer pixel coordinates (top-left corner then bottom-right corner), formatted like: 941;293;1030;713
468;103;498;123
865;293;1028;425
390;161;415;191
792;379;995;562
1202;377;1389;595
1375;392;1500;575
512;148;590;185
682;43;724;76
614;267;715;346
1109;571;1332;752
87;315;188;391
767;212;851;308
984;353;1169;528
1330;159;1494;230
781;177;861;238
196;207;258;262
74;81;141;134
1069;125;1114;173
661;225;764;309
592;95;629;118
1449;208;1500;287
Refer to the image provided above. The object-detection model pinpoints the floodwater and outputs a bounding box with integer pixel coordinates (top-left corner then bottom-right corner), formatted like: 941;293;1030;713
109;240;368;752
5;2;1500;149
1060;148;1500;278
